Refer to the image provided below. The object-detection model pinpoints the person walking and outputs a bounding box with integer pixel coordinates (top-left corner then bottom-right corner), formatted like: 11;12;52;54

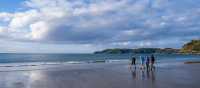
146;56;150;70
140;56;145;69
131;56;136;66
150;54;155;70
130;56;136;69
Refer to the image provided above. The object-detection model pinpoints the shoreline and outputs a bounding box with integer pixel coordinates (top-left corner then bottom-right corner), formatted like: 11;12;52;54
0;59;199;72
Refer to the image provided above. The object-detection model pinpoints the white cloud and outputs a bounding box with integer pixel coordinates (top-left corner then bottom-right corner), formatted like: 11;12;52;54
0;12;13;22
0;26;7;34
0;0;199;50
29;21;49;40
9;10;39;29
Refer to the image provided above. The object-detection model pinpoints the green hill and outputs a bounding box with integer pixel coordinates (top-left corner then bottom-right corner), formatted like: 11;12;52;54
94;48;133;54
94;48;180;54
181;40;200;54
94;40;200;54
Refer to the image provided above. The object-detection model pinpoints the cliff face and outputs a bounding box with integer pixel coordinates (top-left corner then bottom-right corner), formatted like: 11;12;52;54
181;40;200;54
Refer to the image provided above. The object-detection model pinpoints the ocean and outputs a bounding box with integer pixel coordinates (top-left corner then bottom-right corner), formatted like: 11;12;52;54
0;53;199;71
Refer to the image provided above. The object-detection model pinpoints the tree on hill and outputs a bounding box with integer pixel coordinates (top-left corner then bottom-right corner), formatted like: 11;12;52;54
181;40;200;53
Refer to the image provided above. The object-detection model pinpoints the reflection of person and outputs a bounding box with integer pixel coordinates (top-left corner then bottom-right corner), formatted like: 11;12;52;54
146;67;150;79
151;54;155;70
129;64;156;83
131;68;137;80
151;68;156;83
141;69;145;80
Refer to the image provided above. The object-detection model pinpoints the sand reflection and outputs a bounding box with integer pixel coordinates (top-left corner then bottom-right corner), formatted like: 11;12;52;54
30;71;44;81
130;67;156;81
2;71;46;88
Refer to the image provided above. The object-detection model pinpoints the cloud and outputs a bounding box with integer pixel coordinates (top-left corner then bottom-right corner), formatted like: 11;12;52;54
29;21;49;40
9;10;39;29
0;0;199;49
0;12;13;22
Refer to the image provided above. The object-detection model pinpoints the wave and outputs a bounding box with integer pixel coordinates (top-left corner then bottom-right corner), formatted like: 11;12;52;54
0;59;129;68
0;59;190;72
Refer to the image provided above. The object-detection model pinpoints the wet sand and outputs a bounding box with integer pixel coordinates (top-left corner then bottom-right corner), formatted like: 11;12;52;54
0;62;200;88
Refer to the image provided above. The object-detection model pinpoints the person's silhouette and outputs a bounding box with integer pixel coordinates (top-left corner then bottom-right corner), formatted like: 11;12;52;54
146;56;150;70
150;54;155;70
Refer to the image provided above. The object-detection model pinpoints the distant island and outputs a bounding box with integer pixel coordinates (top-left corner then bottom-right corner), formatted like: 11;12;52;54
94;40;200;54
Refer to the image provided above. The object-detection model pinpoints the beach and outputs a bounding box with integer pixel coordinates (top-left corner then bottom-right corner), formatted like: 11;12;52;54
0;62;200;88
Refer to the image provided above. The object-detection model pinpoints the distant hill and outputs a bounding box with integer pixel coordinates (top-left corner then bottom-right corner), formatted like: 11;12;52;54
94;48;133;54
181;40;200;54
94;40;200;54
94;48;180;54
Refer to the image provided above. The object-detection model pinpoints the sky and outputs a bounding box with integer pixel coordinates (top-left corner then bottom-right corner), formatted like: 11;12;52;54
0;0;199;53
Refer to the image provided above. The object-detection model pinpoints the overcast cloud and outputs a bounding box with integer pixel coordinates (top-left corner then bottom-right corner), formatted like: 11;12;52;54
0;0;199;53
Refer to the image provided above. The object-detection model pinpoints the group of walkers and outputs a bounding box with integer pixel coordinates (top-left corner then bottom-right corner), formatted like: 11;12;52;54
130;54;155;70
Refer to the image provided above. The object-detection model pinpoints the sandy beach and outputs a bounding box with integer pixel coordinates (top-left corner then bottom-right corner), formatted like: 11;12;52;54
0;62;200;88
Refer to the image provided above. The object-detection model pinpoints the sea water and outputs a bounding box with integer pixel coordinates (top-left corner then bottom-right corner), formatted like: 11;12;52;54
0;53;199;71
